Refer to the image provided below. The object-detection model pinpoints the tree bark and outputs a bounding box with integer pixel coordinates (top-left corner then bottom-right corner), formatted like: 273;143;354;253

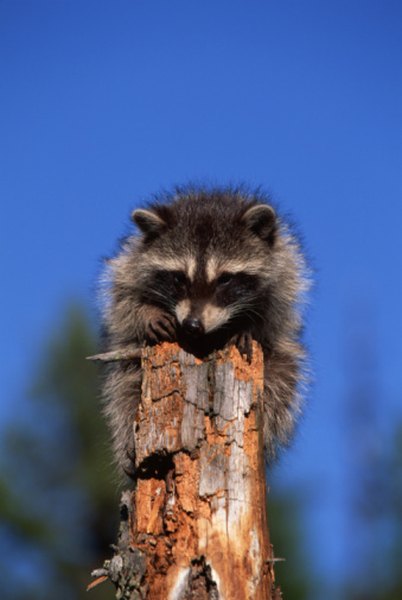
94;341;281;599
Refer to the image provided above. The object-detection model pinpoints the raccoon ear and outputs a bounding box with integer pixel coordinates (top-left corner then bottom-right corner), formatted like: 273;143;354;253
242;204;277;243
131;209;167;237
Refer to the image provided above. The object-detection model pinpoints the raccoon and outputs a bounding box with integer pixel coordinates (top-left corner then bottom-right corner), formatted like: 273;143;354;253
101;186;309;476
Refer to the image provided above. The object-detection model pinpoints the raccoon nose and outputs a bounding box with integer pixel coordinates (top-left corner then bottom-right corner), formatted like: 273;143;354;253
182;317;204;337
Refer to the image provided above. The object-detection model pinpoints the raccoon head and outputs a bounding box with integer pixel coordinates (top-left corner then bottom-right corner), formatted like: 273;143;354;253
132;194;278;353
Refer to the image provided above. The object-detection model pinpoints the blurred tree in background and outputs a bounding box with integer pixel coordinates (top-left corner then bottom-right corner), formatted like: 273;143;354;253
384;424;402;599
0;303;314;598
269;488;314;599
341;420;402;600
340;421;402;600
0;304;117;599
340;323;402;600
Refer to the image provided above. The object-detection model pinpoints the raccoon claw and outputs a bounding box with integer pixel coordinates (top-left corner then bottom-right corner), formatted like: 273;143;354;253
123;449;137;480
232;332;253;363
123;464;137;480
126;448;136;463
146;314;177;344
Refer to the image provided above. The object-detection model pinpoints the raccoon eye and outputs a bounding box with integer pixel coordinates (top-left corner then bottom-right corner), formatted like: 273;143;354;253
172;271;187;287
216;272;234;287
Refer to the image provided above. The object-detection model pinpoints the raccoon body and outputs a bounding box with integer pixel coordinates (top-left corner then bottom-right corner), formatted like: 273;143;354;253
101;187;309;476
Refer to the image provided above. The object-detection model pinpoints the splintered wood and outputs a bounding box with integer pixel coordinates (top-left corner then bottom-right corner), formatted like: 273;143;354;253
127;342;280;599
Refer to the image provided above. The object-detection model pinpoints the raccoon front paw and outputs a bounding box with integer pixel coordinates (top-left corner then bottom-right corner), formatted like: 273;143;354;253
145;312;177;345
231;331;254;363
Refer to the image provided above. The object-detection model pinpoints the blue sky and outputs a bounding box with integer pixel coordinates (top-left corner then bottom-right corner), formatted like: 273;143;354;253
1;0;401;595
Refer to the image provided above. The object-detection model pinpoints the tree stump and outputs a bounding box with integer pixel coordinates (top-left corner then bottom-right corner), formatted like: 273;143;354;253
94;342;281;599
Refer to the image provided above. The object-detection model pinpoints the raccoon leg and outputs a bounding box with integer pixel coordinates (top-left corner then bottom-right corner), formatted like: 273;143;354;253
102;361;142;477
262;337;304;459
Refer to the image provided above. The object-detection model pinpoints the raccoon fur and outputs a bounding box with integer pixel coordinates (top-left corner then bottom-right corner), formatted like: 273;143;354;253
101;186;309;476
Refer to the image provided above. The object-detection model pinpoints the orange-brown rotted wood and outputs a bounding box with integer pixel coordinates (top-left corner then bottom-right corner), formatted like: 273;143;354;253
128;342;280;599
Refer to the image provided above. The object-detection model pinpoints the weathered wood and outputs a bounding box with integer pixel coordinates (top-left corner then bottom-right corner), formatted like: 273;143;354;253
86;348;142;362
92;341;281;599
